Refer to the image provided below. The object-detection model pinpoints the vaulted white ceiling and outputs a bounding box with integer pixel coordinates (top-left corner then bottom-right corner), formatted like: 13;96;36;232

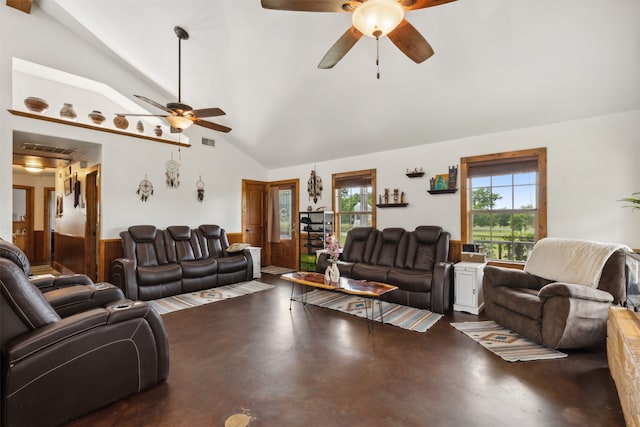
40;0;640;169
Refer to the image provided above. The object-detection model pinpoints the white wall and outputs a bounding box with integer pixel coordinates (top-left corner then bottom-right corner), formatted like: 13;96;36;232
269;111;640;249
1;5;268;240
12;170;55;229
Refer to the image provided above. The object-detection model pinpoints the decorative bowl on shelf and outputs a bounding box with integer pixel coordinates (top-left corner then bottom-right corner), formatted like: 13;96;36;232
59;103;77;120
88;110;106;125
24;97;48;113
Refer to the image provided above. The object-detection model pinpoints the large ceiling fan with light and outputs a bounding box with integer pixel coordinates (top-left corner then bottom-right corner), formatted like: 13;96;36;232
261;0;456;74
118;26;231;133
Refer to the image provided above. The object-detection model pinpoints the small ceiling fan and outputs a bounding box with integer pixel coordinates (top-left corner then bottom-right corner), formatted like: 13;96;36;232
261;0;456;71
118;26;231;133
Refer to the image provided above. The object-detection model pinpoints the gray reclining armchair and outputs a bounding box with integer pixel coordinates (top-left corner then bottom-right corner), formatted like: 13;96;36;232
483;238;628;349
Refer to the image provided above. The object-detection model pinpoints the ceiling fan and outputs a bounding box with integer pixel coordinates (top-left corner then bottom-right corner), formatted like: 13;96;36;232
261;0;456;71
118;26;231;134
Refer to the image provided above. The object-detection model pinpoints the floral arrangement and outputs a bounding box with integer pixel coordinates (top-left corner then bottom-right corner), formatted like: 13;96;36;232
326;234;341;262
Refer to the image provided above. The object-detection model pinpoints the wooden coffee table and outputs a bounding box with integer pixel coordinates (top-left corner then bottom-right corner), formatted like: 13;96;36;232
281;271;398;330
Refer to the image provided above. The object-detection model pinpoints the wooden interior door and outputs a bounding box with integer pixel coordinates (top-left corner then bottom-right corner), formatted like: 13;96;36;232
84;168;99;281
268;180;299;270
242;180;266;264
43;187;54;265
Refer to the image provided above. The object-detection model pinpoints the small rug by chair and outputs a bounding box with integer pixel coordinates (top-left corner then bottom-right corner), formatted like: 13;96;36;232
149;281;275;315
292;289;442;332
261;265;295;275
450;321;568;362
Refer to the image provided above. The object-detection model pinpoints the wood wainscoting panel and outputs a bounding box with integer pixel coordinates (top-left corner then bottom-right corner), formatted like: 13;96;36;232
449;240;461;264
100;239;123;283
32;230;45;264
227;232;243;245
53;233;85;274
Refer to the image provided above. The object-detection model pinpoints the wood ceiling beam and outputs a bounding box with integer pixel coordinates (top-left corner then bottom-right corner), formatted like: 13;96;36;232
6;0;33;14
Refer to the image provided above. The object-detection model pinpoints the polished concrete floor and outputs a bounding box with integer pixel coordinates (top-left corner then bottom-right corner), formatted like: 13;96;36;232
69;274;625;427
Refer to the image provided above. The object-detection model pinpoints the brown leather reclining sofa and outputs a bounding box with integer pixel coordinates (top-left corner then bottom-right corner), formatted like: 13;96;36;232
317;226;453;313
111;224;253;300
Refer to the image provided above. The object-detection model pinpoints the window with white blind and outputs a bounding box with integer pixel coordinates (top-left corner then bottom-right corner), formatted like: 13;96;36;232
332;169;376;246
461;148;547;262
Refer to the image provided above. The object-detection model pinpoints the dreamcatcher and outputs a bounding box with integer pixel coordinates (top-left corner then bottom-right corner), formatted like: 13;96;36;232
307;167;323;203
137;175;154;202
166;152;181;188
196;175;205;202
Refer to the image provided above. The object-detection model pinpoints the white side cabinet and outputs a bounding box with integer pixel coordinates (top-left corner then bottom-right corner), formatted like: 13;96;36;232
454;262;486;314
247;247;262;278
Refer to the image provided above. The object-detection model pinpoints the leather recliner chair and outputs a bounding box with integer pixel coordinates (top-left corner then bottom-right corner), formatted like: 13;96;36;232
0;245;170;426
0;238;125;317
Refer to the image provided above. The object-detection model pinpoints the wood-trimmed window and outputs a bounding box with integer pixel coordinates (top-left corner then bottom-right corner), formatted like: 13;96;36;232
332;169;377;246
460;148;547;262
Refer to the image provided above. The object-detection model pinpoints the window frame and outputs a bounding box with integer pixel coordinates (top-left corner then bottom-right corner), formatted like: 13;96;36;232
460;148;547;263
331;169;377;245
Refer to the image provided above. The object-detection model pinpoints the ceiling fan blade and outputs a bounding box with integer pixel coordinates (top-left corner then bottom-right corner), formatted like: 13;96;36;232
402;0;457;11
318;26;363;69
194;118;232;133
192;107;226;118
134;94;174;114
261;0;347;12
388;19;434;64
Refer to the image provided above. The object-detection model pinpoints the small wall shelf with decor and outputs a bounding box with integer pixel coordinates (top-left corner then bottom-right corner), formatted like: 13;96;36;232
377;203;409;208
8;109;190;148
406;167;425;178
428;189;458;195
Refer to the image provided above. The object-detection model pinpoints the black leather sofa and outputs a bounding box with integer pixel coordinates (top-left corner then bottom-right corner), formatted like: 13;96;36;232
317;226;453;313
111;224;253;300
0;238;169;426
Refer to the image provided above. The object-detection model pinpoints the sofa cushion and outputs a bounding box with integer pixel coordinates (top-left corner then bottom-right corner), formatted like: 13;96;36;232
370;228;407;267
128;225;157;242
165;226;202;262
217;255;248;274
341;227;375;263
388;268;432;292
352;263;390;283
491;286;543;320
181;258;218;278
137;263;182;286
403;226;442;270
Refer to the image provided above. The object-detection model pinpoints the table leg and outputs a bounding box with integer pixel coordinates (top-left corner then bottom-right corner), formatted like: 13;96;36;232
378;299;385;325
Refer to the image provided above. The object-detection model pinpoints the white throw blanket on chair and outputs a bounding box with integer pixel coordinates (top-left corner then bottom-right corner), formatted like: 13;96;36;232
524;238;630;287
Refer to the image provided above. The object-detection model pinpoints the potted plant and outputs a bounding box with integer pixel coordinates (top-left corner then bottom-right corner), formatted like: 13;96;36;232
621;192;640;210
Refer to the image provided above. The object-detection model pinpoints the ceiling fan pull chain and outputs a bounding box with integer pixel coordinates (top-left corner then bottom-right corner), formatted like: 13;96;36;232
376;35;380;80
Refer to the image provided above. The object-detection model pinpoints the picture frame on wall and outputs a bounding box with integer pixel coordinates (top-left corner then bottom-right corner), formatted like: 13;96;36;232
434;174;449;190
65;177;73;195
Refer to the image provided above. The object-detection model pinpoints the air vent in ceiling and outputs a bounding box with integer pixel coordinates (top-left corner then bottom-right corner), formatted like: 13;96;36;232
20;142;78;156
202;137;215;147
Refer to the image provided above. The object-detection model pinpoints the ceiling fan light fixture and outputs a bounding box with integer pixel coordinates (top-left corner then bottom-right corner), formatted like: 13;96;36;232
24;164;43;173
165;115;193;130
352;0;405;38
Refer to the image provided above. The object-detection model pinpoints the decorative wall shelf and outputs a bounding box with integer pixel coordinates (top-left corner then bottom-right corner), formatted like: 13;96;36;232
428;189;458;195
406;172;425;178
377;203;409;208
8;109;190;148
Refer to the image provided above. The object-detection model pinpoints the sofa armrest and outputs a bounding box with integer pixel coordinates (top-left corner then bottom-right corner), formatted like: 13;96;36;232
316;252;331;273
45;283;125;317
242;248;254;280
431;262;454;314
538;282;614;303
6;308;110;363
483;265;545;290
110;258;139;300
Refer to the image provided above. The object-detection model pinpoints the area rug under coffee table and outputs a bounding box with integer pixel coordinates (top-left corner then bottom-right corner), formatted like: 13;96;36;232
149;281;275;315
450;320;568;362
292;289;442;332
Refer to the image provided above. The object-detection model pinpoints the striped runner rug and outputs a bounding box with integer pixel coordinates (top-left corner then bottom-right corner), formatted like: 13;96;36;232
292;289;442;332
149;281;275;315
450;321;568;362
